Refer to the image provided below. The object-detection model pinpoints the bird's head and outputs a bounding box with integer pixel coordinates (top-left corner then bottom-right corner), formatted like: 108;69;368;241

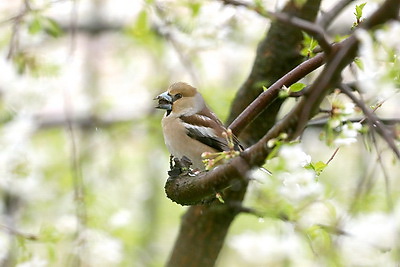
155;82;205;116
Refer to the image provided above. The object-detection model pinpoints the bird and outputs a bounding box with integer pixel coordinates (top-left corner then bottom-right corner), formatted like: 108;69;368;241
155;82;242;170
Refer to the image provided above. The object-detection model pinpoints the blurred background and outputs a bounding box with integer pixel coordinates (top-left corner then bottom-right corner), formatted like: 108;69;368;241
0;0;399;266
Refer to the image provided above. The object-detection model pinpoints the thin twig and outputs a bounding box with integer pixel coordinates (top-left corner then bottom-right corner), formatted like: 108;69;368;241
6;1;28;60
0;224;38;241
370;131;393;210
307;117;400;127
63;88;87;267
318;0;357;29
326;147;340;165
68;0;79;55
339;83;400;159
271;12;332;54
154;3;199;84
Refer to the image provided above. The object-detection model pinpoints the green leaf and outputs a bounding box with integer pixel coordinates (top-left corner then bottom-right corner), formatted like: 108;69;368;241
354;3;367;20
28;16;42;35
313;161;327;172
43;17;63;38
131;10;149;37
188;2;202;17
13;52;28;74
352;3;367;29
289;82;306;93
278;90;289;98
354;58;364;70
333;34;350;43
216;193;225;203
307;161;327;175
301;32;318;57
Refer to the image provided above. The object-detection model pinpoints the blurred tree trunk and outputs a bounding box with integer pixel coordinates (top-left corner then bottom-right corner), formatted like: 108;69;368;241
166;1;321;266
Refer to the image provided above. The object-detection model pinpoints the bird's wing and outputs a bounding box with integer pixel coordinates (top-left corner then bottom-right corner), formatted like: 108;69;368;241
180;108;242;152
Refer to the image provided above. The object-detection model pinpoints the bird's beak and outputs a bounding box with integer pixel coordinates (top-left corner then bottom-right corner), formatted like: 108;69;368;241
154;91;173;111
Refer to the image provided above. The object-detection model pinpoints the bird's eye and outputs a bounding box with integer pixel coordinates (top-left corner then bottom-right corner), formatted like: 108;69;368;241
175;93;182;100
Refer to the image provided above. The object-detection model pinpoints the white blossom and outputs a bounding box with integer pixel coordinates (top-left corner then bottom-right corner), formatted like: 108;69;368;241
277;169;323;202
108;209;133;228
334;122;362;146
375;21;400;50
297;200;344;228
340;212;399;266
0;233;10;263
341;102;356;116
279;145;312;170
356;29;380;94
55;214;78;234
328;118;341;129
275;145;323;202
356;27;398;101
75;229;123;267
229;225;307;265
16;257;48;267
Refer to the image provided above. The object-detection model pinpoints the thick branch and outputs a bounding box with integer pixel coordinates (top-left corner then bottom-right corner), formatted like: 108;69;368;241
165;157;249;206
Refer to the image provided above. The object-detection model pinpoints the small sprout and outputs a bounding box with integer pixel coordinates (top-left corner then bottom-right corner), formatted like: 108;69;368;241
201;152;213;159
306;161;328;176
28;16;42;35
354;3;367;22
288;83;306;93
279;133;288;140
267;139;276;148
352;3;367;29
216;192;225;203
279;85;290;98
43;17;63;38
201;129;240;170
301;32;318;58
354;58;364;70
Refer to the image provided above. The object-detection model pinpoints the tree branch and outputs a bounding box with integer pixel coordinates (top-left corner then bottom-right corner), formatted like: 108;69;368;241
307;117;400;127
229;50;326;136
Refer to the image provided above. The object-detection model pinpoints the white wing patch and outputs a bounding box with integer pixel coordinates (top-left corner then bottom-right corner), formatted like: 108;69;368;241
182;123;215;137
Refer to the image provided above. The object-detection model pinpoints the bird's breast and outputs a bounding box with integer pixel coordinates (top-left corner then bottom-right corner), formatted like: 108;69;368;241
161;116;216;169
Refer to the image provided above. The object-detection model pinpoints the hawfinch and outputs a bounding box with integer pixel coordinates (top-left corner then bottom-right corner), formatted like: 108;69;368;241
155;82;242;170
